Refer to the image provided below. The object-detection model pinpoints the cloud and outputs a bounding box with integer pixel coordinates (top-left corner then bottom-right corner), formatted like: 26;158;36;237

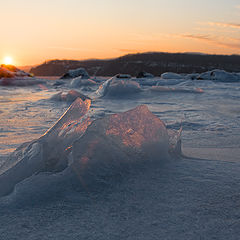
180;34;211;41
208;22;240;29
179;34;240;50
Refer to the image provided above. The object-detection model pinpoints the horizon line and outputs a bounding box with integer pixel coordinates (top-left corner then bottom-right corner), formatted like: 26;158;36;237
17;51;240;67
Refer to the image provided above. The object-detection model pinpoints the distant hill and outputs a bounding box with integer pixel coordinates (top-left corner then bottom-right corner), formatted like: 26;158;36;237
30;52;240;77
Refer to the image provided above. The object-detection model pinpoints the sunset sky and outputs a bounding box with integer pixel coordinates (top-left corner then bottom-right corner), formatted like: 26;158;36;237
1;0;240;66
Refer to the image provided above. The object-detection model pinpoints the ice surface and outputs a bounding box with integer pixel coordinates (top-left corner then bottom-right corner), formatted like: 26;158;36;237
70;77;97;88
156;78;184;86
1;71;240;239
1;154;240;239
0;77;45;86
134;77;158;86
50;90;90;102
151;86;204;93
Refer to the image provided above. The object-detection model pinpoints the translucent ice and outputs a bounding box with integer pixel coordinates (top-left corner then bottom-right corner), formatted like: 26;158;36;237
0;98;92;197
71;105;171;186
0;99;181;197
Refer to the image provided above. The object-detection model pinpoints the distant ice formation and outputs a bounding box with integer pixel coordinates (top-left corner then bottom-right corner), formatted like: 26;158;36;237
0;98;181;197
0;64;45;86
0;64;32;79
136;71;154;78
197;69;240;82
161;72;183;80
60;68;89;79
114;74;132;79
105;80;142;97
94;75;142;98
159;70;240;82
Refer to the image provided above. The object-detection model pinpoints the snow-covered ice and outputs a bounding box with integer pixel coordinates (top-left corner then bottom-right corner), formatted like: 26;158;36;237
0;72;240;239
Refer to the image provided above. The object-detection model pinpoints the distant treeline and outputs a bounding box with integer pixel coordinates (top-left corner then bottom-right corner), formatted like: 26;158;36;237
30;52;240;76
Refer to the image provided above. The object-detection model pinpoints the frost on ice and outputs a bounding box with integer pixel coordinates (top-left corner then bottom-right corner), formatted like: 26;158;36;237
0;98;182;197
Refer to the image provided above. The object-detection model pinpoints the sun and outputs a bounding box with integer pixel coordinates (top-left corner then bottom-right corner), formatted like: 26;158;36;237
3;56;13;65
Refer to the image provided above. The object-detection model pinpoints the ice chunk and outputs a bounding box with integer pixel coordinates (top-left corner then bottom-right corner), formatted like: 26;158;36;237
71;105;170;186
0;98;92;197
94;77;141;98
161;72;183;80
60;68;89;79
0;100;182;197
106;80;142;96
94;77;112;98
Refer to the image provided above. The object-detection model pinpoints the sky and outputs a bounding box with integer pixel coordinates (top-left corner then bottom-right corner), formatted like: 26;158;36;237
0;0;240;66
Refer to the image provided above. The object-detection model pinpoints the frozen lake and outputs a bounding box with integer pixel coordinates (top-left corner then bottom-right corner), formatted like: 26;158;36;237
0;76;240;239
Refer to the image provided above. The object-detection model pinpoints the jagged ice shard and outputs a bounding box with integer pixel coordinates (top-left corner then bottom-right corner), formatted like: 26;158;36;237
0;98;92;197
0;98;181;197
